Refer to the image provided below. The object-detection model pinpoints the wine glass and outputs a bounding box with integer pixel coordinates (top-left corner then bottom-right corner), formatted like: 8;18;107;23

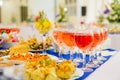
62;29;75;60
97;27;108;61
39;31;49;55
34;11;52;55
75;29;94;72
51;28;64;62
73;24;90;63
87;27;102;68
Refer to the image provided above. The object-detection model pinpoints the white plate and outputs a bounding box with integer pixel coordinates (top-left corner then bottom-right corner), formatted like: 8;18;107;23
29;50;43;53
1;53;58;61
29;52;58;60
29;52;59;60
47;54;58;60
101;50;118;56
69;68;84;80
1;55;10;60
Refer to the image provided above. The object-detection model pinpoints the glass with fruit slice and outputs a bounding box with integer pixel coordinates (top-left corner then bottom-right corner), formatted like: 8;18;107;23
35;11;53;55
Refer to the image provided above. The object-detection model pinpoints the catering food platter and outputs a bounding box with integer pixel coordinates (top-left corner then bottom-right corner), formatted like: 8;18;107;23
0;26;85;80
0;52;84;80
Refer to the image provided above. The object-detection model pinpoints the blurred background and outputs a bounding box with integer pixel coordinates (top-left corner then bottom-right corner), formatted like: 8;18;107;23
0;0;119;50
0;0;113;24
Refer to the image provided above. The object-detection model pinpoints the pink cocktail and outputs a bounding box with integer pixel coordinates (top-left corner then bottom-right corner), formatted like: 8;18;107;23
62;31;75;60
75;30;93;72
75;33;93;52
53;31;63;46
62;32;75;48
52;29;64;62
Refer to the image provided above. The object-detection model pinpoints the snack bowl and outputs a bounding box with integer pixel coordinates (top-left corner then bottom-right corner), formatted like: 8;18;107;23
1;42;18;49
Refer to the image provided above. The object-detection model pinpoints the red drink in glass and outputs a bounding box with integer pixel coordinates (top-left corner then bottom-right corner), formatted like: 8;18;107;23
75;30;94;72
90;32;100;50
10;28;20;33
0;28;10;34
75;33;93;51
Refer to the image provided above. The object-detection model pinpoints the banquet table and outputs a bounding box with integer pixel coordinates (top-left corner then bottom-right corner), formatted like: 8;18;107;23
18;27;120;80
2;26;119;80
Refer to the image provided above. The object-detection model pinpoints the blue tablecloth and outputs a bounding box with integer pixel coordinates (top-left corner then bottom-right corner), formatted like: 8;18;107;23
46;48;116;80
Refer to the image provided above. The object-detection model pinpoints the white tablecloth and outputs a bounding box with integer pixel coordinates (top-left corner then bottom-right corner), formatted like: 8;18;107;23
86;51;120;80
109;33;120;50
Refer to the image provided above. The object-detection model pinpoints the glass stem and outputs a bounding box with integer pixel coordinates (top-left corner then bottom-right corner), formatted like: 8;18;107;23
58;47;63;60
89;51;93;62
76;50;81;59
98;47;106;61
76;53;80;60
43;35;47;55
70;47;74;60
82;52;86;68
98;47;102;57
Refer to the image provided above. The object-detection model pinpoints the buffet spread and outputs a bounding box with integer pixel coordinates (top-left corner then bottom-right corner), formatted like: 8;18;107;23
0;25;83;80
0;37;84;80
0;11;118;80
0;25;116;80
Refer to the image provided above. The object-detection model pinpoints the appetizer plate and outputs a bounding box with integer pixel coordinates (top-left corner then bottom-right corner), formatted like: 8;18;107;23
101;50;118;56
58;68;84;80
1;53;58;61
47;54;58;60
69;68;84;80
